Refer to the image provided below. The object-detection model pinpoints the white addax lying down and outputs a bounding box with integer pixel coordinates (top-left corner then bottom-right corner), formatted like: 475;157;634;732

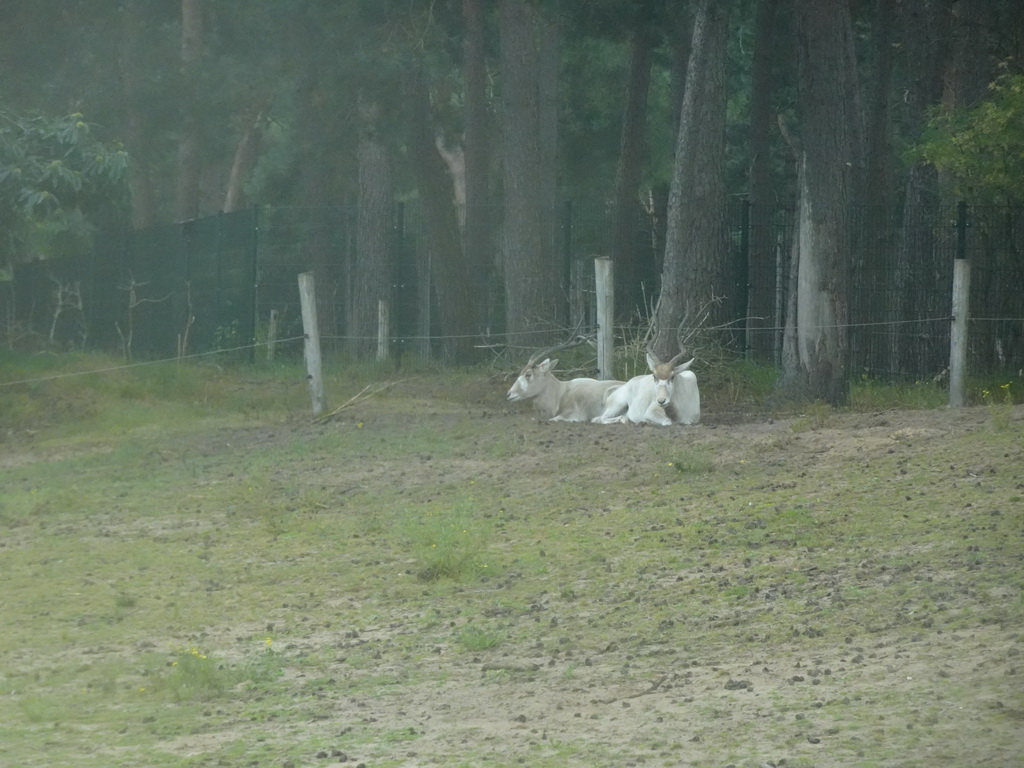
507;342;624;422
593;350;700;426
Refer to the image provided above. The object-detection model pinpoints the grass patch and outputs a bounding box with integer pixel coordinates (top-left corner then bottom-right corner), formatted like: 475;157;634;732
665;446;715;474
0;352;1020;768
403;500;494;582
456;625;505;652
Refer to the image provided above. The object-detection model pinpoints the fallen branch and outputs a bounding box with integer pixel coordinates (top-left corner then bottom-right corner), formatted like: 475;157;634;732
481;662;541;676
600;674;668;704
312;379;411;424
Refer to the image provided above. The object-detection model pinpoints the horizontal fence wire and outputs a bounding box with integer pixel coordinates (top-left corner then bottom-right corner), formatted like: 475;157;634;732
0;337;306;388
3;201;1023;381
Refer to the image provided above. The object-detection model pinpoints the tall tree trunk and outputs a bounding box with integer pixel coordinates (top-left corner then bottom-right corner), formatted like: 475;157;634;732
293;67;342;343
746;0;780;362
349;95;394;358
652;0;730;362
118;0;156;229
610;14;654;319
176;0;202;222
891;0;950;377
864;0;896;213
404;67;477;363
943;0;994;112
785;0;864;405
462;0;492;330
536;11;560;281
499;0;562;349
223;99;268;214
666;5;693;153
859;0;897;374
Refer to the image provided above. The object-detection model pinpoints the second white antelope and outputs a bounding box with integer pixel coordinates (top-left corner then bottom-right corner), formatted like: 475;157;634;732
593;350;700;426
507;340;624;422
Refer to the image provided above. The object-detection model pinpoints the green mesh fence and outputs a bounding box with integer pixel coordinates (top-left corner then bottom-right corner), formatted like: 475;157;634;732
5;202;1023;380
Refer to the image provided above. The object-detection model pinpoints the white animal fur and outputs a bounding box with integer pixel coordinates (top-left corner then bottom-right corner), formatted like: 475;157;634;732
507;357;623;422
593;352;700;426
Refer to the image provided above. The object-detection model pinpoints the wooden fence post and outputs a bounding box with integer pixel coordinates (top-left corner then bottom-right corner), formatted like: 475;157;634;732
377;299;390;362
266;308;279;362
594;256;614;380
949;201;970;408
949;258;970;407
298;272;325;417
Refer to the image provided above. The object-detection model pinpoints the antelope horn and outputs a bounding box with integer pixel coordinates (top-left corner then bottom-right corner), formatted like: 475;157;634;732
667;349;690;367
524;329;591;367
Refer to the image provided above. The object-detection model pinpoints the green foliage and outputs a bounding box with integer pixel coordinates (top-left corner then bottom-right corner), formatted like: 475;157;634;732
665;446;715;475
981;381;1015;431
1;360;1021;766
850;376;949;410
146;643;283;702
0;109;130;260
456;625;504;652
915;74;1024;204
403;501;493;583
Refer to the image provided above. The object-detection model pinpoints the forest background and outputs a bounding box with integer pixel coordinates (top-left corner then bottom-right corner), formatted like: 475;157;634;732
1;0;1023;405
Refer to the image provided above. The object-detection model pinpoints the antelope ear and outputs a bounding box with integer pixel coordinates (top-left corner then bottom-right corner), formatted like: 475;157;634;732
645;351;660;371
537;358;557;373
674;358;695;373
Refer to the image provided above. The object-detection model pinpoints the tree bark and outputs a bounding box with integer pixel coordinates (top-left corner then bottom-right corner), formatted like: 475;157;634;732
223;99;268;214
652;0;730;361
349;95;394;358
746;0;780;361
785;0;864;405
610;14;654;319
462;0;492;332
498;0;562;349
890;0;950;377
175;0;203;222
404;67;478;363
117;0;156;229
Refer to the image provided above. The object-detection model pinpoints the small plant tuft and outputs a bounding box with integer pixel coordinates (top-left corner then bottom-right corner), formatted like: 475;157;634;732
981;382;1014;431
791;401;834;432
457;625;504;652
667;447;714;475
404;502;493;583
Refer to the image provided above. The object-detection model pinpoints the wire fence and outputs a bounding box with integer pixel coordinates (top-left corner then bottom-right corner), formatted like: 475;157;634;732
3;200;1022;381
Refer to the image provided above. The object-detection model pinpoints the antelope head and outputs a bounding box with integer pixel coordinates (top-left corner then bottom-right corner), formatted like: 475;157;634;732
646;349;694;408
506;336;585;402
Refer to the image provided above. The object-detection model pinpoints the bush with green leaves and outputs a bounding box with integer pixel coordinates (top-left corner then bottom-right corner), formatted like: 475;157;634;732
916;74;1024;205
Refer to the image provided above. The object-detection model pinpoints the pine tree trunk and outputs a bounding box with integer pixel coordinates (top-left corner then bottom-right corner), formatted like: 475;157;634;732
349;96;394;358
499;0;562;349
404;67;478;363
746;0;780;362
611;16;654;319
785;0;863;405
176;0;202;222
223;100;268;214
858;0;897;374
891;0;950;377
653;0;730;361
118;0;156;228
462;0;492;330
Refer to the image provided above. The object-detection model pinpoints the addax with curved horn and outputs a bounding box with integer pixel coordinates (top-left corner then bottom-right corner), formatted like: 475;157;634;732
507;337;624;422
592;348;700;426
